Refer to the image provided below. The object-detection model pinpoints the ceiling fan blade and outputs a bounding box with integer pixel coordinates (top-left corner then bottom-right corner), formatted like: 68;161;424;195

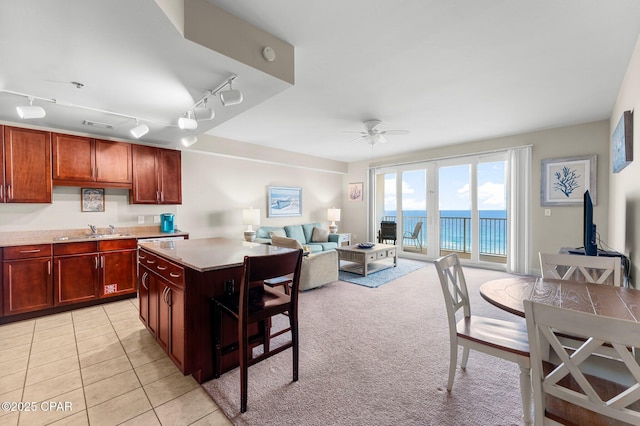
380;129;409;135
346;135;366;144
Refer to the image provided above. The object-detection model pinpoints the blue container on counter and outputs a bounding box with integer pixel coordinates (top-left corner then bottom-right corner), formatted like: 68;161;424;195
160;213;174;233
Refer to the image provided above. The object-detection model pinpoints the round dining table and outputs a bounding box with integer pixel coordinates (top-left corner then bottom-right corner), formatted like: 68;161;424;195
479;276;640;321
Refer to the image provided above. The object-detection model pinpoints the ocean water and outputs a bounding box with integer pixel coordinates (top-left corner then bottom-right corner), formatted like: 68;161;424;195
383;210;507;254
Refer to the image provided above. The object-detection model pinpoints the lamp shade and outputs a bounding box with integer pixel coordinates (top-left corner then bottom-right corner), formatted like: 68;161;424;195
327;208;341;222
243;208;260;226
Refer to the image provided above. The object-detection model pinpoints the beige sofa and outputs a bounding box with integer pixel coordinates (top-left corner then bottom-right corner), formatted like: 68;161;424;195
270;235;338;291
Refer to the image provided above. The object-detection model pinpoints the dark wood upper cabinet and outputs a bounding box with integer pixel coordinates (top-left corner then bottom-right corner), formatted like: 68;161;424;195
131;144;181;204
2;126;52;203
52;133;132;188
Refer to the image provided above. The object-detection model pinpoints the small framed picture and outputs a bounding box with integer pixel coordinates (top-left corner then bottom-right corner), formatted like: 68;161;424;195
268;186;302;217
348;182;364;202
81;188;105;212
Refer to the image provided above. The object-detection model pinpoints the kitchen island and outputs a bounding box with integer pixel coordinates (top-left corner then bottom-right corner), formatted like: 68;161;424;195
137;237;294;383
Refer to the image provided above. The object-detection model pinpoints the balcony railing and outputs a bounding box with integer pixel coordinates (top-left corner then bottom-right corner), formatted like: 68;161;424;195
381;215;507;257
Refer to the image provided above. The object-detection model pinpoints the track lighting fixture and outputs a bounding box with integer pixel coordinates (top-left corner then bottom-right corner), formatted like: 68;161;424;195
16;97;46;119
193;106;214;121
181;135;198;147
130;121;149;139
219;81;243;106
178;111;198;130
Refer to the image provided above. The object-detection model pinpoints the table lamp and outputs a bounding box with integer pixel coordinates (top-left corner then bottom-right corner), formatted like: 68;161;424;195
242;207;260;241
327;207;341;234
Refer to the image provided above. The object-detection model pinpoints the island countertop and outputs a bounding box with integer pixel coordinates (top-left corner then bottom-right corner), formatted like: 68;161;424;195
138;237;295;272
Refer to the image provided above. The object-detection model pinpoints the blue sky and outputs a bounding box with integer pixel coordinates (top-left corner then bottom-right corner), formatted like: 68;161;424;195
384;161;506;211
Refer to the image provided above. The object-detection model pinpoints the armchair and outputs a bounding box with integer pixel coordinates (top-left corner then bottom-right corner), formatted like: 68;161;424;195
270;235;338;291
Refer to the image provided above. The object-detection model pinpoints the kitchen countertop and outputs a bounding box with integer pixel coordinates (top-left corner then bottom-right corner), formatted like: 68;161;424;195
0;226;189;247
138;237;295;272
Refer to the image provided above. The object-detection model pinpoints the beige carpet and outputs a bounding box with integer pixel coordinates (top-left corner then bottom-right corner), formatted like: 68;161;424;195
202;261;527;425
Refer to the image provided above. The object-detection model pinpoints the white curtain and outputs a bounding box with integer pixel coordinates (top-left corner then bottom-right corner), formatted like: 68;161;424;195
507;146;532;274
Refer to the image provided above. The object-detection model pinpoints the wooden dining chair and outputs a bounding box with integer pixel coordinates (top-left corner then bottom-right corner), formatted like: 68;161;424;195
434;253;532;424
377;221;397;244
539;252;622;286
524;300;640;425
211;248;303;413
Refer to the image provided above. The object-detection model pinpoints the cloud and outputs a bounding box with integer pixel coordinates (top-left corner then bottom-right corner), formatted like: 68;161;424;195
478;181;505;208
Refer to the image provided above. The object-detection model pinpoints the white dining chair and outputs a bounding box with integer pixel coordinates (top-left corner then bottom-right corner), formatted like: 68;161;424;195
434;253;532;424
524;299;640;425
539;252;622;286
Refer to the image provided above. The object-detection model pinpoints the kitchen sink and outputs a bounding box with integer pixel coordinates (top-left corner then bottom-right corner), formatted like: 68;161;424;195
54;233;133;241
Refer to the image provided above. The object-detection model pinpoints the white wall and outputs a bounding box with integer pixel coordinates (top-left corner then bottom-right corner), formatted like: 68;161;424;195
342;120;611;272
609;34;640;285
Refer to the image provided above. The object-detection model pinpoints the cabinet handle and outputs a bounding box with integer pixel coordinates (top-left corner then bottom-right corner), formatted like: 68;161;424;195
146;259;156;264
100;255;104;269
157;265;167;271
0;184;3;199
139;255;146;260
47;260;51;275
169;272;181;278
160;191;164;202
156;191;160;202
20;249;41;253
7;184;11;200
165;287;172;306
141;272;148;290
95;256;99;269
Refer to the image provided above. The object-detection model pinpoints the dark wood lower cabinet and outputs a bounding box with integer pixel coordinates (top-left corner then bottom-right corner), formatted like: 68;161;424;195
138;250;185;371
1;239;137;323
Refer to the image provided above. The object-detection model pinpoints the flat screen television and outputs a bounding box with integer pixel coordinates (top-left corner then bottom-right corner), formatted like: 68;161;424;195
583;190;597;256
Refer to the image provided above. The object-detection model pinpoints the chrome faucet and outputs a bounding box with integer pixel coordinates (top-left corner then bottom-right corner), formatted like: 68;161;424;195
88;224;98;235
109;225;115;235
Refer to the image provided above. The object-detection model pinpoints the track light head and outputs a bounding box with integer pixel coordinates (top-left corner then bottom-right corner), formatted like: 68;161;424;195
220;89;243;106
181;135;198;147
16;97;46;119
178;115;198;130
130;122;149;139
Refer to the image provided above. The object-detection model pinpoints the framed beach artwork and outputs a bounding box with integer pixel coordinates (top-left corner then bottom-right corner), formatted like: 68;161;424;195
81;188;105;212
540;155;596;206
348;182;363;202
612;110;633;173
268;186;302;217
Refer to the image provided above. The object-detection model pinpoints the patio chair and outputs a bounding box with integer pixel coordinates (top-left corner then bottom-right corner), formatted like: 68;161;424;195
403;221;423;251
377;221;397;244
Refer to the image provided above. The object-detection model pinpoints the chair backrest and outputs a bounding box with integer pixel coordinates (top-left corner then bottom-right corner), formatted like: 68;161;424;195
380;221;397;239
434;253;471;333
524;300;640;425
239;249;303;315
410;221;423;238
539;252;622;286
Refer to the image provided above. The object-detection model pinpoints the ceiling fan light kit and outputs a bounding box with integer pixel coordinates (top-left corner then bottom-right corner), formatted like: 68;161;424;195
344;119;410;146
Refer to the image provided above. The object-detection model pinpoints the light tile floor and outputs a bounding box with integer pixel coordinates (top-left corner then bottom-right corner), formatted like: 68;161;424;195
0;298;232;426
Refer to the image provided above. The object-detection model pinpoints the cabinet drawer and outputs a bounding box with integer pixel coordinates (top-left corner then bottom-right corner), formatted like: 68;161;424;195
366;253;377;262
54;241;98;256
4;244;52;260
139;249;184;287
99;239;137;251
377;250;388;259
387;248;396;257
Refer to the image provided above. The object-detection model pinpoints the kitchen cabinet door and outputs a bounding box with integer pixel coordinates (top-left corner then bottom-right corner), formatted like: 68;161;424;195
100;249;136;298
3;257;53;315
95;139;132;185
3;126;52;203
52;133;94;182
158;148;182;204
54;253;99;306
157;280;185;369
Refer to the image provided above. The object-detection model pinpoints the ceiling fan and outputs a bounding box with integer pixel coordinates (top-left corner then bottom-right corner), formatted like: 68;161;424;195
344;119;409;145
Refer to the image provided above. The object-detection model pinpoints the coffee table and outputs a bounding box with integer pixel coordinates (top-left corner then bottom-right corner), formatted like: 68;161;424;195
336;243;397;277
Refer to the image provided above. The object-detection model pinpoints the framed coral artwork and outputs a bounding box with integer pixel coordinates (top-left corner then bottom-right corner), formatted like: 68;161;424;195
540;154;597;206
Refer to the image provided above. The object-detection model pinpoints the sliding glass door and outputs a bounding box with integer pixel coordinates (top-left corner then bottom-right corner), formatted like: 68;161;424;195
371;152;509;267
